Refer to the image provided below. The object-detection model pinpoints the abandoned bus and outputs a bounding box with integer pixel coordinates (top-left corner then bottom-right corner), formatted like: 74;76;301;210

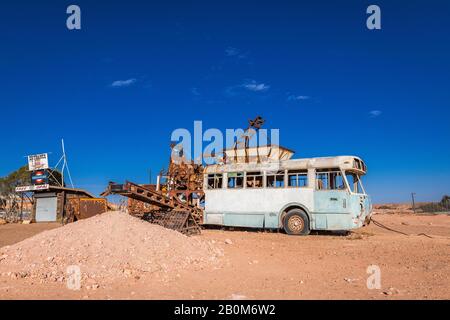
202;145;372;235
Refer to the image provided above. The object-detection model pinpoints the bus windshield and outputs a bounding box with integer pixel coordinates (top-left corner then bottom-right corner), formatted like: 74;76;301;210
345;172;365;194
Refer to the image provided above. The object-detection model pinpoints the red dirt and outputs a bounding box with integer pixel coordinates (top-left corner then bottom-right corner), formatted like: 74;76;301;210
0;209;449;300
0;222;60;248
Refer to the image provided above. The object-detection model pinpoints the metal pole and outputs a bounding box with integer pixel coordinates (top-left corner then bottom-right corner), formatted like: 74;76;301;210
61;139;65;187
156;175;161;191
20;193;24;221
61;139;74;188
411;192;416;214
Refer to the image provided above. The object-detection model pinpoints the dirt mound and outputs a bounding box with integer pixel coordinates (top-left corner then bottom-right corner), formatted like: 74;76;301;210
0;211;222;287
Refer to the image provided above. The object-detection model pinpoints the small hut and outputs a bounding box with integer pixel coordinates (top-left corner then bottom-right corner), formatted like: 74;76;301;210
32;186;107;223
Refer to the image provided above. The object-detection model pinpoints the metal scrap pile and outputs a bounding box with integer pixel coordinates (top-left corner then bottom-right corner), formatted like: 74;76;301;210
105;116;268;235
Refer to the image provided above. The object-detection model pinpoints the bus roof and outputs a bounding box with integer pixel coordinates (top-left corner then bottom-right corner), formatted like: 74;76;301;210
223;144;295;164
204;155;367;175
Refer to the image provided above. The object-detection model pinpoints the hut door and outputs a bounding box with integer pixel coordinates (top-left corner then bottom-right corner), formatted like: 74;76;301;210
35;197;57;222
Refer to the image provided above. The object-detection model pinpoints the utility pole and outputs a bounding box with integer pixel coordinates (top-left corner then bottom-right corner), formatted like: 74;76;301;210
411;192;416;214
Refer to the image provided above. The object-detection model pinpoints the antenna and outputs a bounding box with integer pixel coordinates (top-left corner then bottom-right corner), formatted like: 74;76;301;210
54;139;74;188
62;139;74;188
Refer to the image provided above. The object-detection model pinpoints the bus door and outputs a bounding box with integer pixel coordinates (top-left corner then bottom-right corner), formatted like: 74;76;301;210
314;170;350;214
345;172;370;221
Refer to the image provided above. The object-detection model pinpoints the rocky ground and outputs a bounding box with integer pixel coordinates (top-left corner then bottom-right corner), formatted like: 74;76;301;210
0;208;449;299
0;212;222;293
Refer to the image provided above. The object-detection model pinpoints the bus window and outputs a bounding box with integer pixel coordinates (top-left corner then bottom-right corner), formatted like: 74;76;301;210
345;172;365;194
228;172;244;189
267;171;285;188
246;172;263;188
316;169;346;190
207;174;223;189
288;170;308;187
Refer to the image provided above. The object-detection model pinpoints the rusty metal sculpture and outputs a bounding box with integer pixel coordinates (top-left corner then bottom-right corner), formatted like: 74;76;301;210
103;116;267;235
103;181;201;235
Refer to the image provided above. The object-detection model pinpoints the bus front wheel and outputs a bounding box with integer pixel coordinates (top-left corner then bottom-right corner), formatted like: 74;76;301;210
283;209;310;235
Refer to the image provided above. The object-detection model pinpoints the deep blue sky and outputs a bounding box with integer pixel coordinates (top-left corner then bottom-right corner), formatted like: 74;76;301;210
1;1;449;203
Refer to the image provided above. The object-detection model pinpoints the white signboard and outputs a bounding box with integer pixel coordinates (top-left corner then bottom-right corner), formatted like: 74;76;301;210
28;153;49;171
15;184;50;192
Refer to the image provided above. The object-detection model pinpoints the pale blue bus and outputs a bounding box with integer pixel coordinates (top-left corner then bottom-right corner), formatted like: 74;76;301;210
203;152;372;235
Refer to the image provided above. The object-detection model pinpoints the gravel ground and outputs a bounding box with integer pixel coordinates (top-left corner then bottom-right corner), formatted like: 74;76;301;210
0;211;222;290
0;208;448;299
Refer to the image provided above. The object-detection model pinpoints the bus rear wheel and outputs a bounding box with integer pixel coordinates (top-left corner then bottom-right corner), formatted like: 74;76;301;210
283;209;310;235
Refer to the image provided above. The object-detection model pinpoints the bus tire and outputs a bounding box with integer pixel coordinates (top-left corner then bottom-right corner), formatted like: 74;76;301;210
283;209;310;235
